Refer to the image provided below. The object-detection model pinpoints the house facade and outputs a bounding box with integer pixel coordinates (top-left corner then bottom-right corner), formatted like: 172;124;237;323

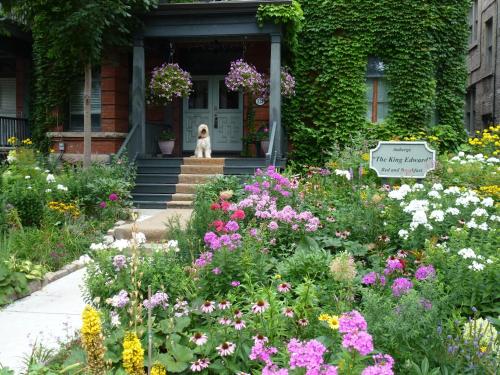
0;20;31;148
43;0;287;163
466;0;500;133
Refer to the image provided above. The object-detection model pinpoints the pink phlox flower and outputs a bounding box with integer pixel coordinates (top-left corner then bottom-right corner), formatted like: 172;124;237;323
288;339;327;370
415;264;436;280
391;277;413;297
341;331;374;356
339;310;368;333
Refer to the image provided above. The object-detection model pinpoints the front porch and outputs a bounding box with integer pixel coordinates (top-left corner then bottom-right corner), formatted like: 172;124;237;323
122;0;288;165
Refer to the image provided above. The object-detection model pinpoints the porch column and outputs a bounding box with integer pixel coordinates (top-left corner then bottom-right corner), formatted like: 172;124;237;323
269;33;282;161
132;35;146;155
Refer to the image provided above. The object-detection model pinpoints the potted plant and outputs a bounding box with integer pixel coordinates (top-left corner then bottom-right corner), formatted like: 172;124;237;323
257;126;270;155
158;129;175;155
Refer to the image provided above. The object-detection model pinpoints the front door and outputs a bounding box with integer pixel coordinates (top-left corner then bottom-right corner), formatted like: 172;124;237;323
183;76;243;153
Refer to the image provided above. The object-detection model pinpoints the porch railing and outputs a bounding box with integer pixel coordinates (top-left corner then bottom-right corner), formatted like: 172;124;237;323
265;120;278;166
116;122;141;162
0;116;31;147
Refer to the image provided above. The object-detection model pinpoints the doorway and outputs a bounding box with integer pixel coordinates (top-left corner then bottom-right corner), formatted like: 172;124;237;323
182;76;243;153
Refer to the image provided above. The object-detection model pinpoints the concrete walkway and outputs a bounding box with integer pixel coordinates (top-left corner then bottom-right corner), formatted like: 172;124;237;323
0;268;86;373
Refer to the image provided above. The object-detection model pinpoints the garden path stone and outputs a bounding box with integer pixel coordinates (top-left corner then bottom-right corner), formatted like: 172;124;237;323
0;268;86;373
114;208;193;241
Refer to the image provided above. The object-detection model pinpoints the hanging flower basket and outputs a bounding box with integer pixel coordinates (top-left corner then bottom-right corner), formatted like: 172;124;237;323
280;68;296;97
148;63;192;105
225;59;266;96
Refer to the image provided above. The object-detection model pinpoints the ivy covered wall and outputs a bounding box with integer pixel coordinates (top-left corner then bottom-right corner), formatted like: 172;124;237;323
283;0;470;165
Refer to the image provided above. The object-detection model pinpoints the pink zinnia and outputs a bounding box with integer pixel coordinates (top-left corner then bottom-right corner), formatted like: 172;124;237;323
282;307;294;318
190;358;210;372
252;299;270;314
277;282;291;293
234;318;246;330
190;332;208;346
200;300;215;313
216;341;236;357
109;193;118;201
230;210;246;220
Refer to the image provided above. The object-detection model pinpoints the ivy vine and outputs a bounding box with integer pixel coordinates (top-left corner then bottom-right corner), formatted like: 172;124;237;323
261;0;469;165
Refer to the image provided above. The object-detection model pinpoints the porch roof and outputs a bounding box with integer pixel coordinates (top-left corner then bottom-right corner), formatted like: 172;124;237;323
142;0;290;38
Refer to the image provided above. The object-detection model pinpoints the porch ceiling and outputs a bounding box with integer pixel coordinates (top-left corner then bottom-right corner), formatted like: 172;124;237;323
143;0;289;38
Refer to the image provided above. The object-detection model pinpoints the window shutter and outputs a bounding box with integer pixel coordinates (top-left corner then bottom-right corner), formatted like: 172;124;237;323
0;78;17;117
70;77;101;115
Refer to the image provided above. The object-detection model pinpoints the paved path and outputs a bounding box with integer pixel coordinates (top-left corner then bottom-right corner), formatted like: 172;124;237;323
0;268;87;373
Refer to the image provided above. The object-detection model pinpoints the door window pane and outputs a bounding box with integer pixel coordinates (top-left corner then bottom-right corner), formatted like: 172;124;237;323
218;80;239;109
189;80;209;109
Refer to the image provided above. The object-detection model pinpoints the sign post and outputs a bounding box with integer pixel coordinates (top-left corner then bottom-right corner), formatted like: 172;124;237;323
369;141;436;179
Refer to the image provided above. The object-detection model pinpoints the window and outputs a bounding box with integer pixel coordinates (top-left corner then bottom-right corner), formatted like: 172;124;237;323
69;70;101;130
469;0;479;44
465;86;476;134
366;57;389;123
486;17;494;69
0;77;16;117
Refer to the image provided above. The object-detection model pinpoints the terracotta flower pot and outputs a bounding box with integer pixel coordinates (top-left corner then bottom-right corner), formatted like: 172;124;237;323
158;140;175;155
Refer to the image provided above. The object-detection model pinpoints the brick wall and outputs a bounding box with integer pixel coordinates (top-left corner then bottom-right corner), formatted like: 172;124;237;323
101;53;129;133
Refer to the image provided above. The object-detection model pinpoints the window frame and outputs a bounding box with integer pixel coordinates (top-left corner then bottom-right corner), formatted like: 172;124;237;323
366;57;388;124
68;69;102;131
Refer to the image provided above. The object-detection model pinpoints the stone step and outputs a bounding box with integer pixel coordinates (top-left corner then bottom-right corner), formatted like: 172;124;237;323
178;174;220;184
175;184;197;194
166;200;193;208
181;164;223;174
182;157;225;166
172;193;195;201
133;201;168;209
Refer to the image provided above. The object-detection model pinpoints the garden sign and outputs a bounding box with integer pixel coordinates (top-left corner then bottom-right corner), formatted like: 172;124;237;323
369;141;436;178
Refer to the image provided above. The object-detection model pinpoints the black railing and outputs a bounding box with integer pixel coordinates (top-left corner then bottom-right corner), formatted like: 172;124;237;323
0;116;31;147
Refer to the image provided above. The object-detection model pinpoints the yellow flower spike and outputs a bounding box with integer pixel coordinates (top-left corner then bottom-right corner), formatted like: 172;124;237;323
151;363;167;375
81;306;106;374
122;331;144;375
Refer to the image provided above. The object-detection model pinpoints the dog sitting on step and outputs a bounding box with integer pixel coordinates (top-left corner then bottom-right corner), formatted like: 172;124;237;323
194;124;212;158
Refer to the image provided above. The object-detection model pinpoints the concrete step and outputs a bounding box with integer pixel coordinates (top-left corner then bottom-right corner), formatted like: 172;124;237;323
178;174;219;184
175;184;197;194
166;200;193;208
181;164;223;174
113;208;193;241
136;166;182;174
172;193;195;201
183;157;225;166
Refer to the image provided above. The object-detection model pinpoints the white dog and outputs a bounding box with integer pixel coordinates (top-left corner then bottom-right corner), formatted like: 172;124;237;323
194;124;211;158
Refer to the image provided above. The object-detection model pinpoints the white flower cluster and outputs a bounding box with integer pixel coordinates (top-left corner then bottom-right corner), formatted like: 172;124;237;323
334;169;351;181
90;232;147;252
388;184;412;200
450;152;499;165
457;248;494;271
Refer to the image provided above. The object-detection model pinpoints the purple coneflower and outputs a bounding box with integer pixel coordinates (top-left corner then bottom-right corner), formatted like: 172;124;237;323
251;299;270;314
277;282;292;293
216;341;236;357
298;318;309;327
234;318;246;330
200;301;215;313
218;317;232;326
190;358;210;372
282;307;294;318
189;332;208;346
218;300;231;310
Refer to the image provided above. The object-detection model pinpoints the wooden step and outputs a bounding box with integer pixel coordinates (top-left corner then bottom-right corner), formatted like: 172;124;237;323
167;200;193;208
175;184;197;194
181;164;224;174
182;157;225;165
178;174;220;184
171;193;195;201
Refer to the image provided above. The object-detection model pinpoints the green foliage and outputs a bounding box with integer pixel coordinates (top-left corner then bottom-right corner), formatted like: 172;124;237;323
286;0;469;165
5;181;45;227
0;261;28;305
